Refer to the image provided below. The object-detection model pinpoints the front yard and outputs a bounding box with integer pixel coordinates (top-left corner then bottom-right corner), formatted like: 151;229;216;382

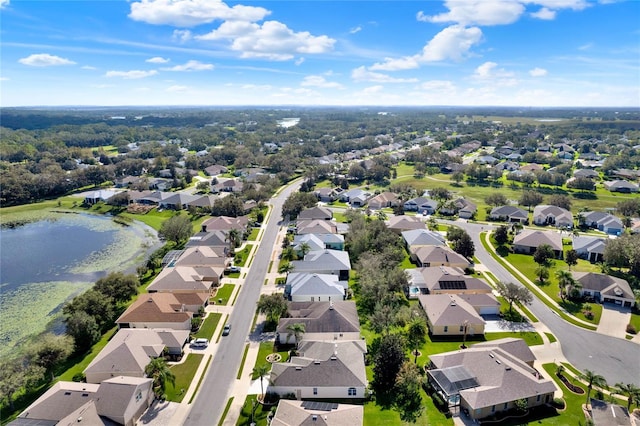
193;312;222;340
166;354;204;402
211;284;235;306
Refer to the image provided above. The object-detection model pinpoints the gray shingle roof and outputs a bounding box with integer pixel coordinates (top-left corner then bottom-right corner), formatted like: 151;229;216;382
513;229;563;252
418;294;485;327
402;229;446;247
277;301;360;335
287;273;346;298
572;272;634;299
271;400;363;426
291;250;351;273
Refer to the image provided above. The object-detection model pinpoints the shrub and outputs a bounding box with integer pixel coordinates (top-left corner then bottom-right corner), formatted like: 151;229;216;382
626;324;637;334
552;398;565;409
72;372;86;382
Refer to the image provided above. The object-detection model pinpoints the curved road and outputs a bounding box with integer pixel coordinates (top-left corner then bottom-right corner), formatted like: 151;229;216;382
184;181;301;426
450;220;640;386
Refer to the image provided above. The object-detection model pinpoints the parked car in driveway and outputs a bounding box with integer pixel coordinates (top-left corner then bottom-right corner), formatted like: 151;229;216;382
190;338;209;348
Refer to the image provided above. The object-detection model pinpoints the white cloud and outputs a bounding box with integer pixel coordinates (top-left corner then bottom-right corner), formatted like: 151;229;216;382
294;57;305;66
351;66;418;83
129;0;270;27
422;25;483;62
105;70;158;79
146;56;170;63
361;85;384;95
196;20;335;61
370;56;420;71
578;42;594;51
172;30;192;43
531;7;556;19
92;84;115;88
166;85;189;92
0;77;9;81
418;0;525;26
420;80;457;93
529;67;548;77
18;53;76;67
82;65;97;70
521;0;589;11
473;61;518;86
0;0;9;9
163;60;214;71
301;75;344;89
350;26;362;34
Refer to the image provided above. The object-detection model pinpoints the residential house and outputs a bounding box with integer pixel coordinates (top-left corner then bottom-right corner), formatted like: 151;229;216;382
115;176;146;189
11;377;154;426
271;400;364;426
285;273;346;302
410;245;472;268
415;266;493;295
475;155;499;165
292;233;345;254
159;192;201;210
489;206;529;224
298;206;333;221
314;187;339;203
418;294;486;336
277;301;360;344
495;160;520;172
427;339;556;421
339;189;371;207
269;340;367;400
367;192;399;210
572;272;635;307
175;246;228;268
148;178;172;191
201;215;249;233
84;189;117;205
440;198;477;219
147;265;222;293
512;229;563;258
134;190;172;206
573;169;600;179
520;163;544;173
296;219;338;235
613;169;640;180
204;165;228;176
589;399;632;426
386;215;426;234
404;197;438;214
84;329;189;383
189;195;218;210
290;249;351;281
185;230;231;254
580;211;624;235
402;229;446;249
604;180;639;193
533;205;574;228
211;178;244;193
572;236;607;263
116;292;208;330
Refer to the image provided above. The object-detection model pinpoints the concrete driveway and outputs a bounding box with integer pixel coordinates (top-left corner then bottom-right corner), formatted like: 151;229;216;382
597;304;631;338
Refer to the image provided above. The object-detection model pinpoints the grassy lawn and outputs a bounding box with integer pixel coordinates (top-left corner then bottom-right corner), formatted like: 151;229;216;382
120;208;176;231
58;326;119;381
236;395;273;426
506;253;602;325
234;245;253;267
211;284;235;306
252;341;289;379
364;391;453;426
545;332;558;343
166;354;204;402
194;312;222;340
247;228;260;241
333;212;348;223
485;331;543;347
542;363;587;425
400;250;416;269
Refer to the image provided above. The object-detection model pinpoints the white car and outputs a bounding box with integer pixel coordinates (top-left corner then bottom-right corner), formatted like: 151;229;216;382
190;338;209;348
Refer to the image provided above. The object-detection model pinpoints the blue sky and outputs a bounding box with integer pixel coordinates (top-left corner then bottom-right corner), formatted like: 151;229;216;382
1;0;638;107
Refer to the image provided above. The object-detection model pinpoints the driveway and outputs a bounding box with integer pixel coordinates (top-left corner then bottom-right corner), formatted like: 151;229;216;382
485;319;536;333
597;304;631;338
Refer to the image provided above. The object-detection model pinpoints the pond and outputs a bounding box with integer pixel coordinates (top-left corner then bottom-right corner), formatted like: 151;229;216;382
0;210;158;356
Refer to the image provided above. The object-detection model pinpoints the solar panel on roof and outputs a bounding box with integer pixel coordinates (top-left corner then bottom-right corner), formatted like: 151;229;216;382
438;280;467;290
301;401;339;411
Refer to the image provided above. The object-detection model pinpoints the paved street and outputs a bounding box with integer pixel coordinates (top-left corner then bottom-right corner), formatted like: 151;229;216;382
182;180;302;426
449;220;640;386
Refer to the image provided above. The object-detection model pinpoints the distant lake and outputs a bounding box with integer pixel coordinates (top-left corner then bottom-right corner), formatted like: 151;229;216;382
277;117;300;128
0;211;158;356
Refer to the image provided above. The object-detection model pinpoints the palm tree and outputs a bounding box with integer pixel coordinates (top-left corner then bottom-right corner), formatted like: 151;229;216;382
286;322;306;349
581;369;607;406
145;357;176;398
536;265;549;284
252;364;271;398
555;270;575;301
278;262;294;276
615;382;640;411
299;242;311;258
280;247;296;262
